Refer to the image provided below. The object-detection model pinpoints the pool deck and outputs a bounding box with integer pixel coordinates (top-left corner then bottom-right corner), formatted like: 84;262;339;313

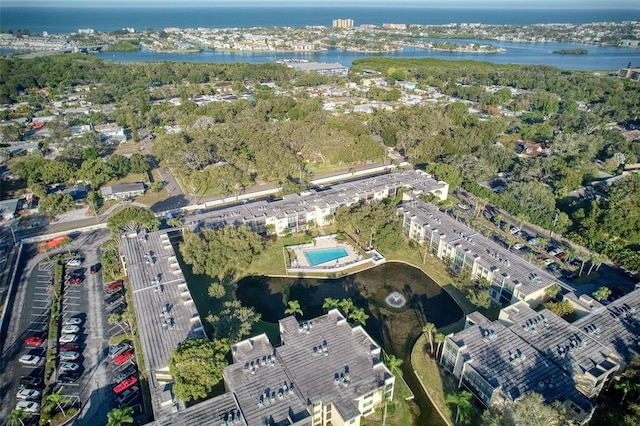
287;235;385;274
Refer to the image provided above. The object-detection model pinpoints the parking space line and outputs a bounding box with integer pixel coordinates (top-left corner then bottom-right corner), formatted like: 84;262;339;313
65;303;81;306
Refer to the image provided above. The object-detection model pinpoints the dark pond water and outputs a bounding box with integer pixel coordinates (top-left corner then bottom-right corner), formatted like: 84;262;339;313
236;262;463;426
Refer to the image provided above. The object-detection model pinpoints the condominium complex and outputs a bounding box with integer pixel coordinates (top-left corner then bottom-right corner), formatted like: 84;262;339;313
149;309;394;426
332;19;354;28
190;169;449;237
398;200;560;307
441;289;640;423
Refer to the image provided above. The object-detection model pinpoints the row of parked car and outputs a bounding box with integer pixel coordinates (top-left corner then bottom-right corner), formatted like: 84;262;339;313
103;279;141;406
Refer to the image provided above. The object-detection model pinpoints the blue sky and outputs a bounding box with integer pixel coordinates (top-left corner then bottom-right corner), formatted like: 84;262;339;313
3;0;638;8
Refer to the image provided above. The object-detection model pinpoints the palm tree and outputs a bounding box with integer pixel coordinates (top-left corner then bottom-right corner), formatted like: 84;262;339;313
434;332;446;359
46;389;71;417
9;409;26;426
493;213;503;228
322;297;340;312
564;246;578;265
595;253;609;272
422;322;437;355
588;252;608;275
338;298;354;316
579;253;591;276
592;286;612;302
348;307;369;326
537;237;548;251
385;353;403;373
107;406;134;426
284;300;303;318
108;313;128;333
526;251;536;264
446;390;474;425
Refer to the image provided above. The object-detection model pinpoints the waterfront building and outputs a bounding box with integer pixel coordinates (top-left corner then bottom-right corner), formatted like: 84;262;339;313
332;19;354;28
288;62;349;76
397;200;560;307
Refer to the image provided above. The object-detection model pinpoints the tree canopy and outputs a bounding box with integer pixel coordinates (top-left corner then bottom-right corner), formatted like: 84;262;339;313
180;226;264;279
107;206;160;236
168;337;230;402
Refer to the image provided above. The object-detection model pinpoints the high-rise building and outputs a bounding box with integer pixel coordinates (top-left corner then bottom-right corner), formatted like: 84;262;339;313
332;18;354;28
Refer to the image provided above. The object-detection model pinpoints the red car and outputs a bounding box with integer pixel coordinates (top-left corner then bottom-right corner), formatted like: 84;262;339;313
106;280;124;292
113;375;138;394
67;276;83;285
114;351;133;366
25;336;44;346
59;342;80;352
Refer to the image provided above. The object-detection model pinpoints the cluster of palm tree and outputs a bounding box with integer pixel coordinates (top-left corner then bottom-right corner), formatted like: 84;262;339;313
422;322;446;359
9;390;75;426
321;297;369;325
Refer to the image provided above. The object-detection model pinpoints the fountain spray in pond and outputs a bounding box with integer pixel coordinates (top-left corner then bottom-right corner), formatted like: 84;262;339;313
385;291;407;308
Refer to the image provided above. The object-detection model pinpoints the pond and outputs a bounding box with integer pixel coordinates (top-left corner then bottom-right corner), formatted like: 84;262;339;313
236;262;463;426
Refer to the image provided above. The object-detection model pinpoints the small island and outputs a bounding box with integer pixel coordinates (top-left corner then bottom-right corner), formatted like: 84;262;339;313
107;41;141;52
552;48;588;54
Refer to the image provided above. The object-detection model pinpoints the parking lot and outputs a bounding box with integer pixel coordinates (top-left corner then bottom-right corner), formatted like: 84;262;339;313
0;230;145;425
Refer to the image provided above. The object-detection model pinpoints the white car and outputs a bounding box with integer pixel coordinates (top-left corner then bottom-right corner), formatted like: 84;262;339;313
115;386;140;405
62;317;83;326
549;247;564;256
19;354;41;365
513;243;523;250
59;362;80;372
61;325;80;334
59;351;80;361
543;258;554;266
59;334;78;344
16;400;40;414
16;388;41;400
66;258;82;266
509;227;520;235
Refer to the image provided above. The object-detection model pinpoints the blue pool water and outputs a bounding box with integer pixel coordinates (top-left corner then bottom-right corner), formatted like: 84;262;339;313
303;248;349;267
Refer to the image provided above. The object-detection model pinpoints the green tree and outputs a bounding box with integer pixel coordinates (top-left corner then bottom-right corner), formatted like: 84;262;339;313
106;154;131;178
592;286;612;302
106;406;134;426
45;389;71;417
39;193;74;218
169;338;230;402
543;300;574;319
422;322;436;355
206;301;260;341
348;307;369;326
467;289;492;309
385;353;403;373
544;284;562;301
179;226;264;279
322;297;340;311
446;390;474;425
208;282;226;299
107;206;160;236
511;392;562;426
338;298;355;316
8;409;27;426
129;153;150;174
434;332;446;358
284;300;303;318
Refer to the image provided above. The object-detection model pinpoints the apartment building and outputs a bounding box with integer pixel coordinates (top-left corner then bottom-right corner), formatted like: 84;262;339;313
397;200;560;307
224;309;395;426
332;19;354;28
191;169;448;237
441;289;640;423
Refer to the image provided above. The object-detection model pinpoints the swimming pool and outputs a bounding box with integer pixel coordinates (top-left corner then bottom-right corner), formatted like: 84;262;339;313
303;247;349;267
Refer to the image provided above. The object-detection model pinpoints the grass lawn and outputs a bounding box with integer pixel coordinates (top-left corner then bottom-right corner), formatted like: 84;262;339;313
363;368;415;426
136;188;170;206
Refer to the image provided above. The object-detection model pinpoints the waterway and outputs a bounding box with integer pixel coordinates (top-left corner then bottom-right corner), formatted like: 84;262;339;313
86;39;639;70
235;262;463;426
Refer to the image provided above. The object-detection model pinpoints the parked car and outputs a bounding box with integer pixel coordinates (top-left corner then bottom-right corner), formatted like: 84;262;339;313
24;336;44;346
62;317;83;326
19;355;41;365
66;258;82;267
67;276;83;285
58;372;81;383
59;342;80;352
115;386;140;405
512;243;523;250
114;351;134;366
105;291;124;306
109;302;127;316
549;247;564;256
109;342;131;359
19;376;43;389
106;280;124;292
90;263;101;274
59;362;80;372
543;258;554;266
59;334;78;344
61;325;80;334
115;365;137;383
113;375;138;394
15;400;40;414
509;227;520;235
16;388;41;400
59;351;80;361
